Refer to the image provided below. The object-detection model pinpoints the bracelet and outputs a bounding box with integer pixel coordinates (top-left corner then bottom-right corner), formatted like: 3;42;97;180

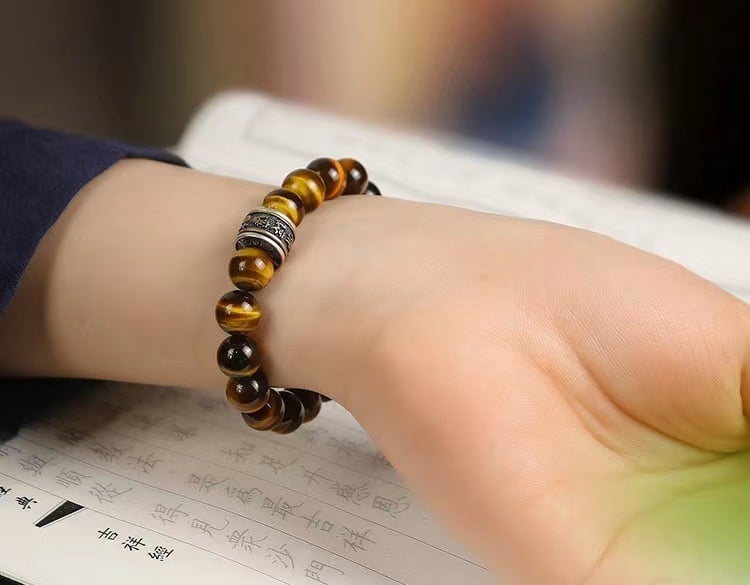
215;158;379;434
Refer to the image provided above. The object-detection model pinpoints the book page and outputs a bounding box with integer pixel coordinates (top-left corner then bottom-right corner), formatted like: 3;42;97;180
0;383;488;585
179;92;750;302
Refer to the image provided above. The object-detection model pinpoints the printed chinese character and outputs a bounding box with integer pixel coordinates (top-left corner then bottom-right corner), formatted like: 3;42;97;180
186;473;227;493
164;424;197;441
220;441;255;464
18;454;53;477
89;482;132;504
151;503;189;525
56;468;91;489
127;452;162;474
190;517;229;537
15;496;37;510
367;451;392;469
300;465;332;487
122;536;146;551
0;486;11;497
225;486;263;505
226;528;266;553
301;510;335;533
97;527;118;540
337;527;375;553
331;482;369;505
148;545;174;561
304;559;345;584
0;443;21;457
258;455;297;474
371;495;410;518
57;428;91;446
89;442;125;463
261;496;301;521
265;543;294;569
326;437;365;457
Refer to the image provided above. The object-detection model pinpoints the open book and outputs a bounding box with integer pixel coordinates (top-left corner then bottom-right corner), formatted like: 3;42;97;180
2;92;750;585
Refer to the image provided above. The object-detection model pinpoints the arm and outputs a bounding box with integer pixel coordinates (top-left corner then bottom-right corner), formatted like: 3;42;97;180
2;159;750;583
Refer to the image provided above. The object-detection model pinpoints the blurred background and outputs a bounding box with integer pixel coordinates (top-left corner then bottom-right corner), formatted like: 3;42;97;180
0;0;747;213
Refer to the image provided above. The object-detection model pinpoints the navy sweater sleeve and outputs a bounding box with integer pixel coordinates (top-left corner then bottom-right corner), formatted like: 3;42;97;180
0;120;187;315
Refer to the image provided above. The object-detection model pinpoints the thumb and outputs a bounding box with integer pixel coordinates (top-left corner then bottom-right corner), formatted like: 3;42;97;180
553;238;750;455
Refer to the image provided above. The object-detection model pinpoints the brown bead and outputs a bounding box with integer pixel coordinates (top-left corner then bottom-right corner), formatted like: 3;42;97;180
338;158;368;194
262;188;306;226
217;334;261;377
307;158;346;200
215;289;261;334
242;388;285;431
365;180;382;196
225;372;270;413
229;248;274;291
272;390;306;434
289;389;322;423
282;168;326;212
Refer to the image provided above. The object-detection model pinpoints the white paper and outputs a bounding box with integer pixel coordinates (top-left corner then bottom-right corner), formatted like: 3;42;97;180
0;383;489;584
179;92;750;302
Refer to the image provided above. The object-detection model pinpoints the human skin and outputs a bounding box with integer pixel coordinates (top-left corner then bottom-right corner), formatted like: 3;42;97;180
1;160;750;583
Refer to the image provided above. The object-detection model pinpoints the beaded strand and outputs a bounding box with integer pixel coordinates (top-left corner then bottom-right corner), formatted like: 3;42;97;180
215;158;379;433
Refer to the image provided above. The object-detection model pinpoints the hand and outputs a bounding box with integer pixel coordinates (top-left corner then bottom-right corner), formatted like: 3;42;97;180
275;188;750;583
3;160;749;583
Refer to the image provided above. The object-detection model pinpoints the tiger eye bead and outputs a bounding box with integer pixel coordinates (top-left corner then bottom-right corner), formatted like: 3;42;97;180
290;389;322;423
229;248;274;291
365;180;382;196
307;158;346;200
225;372;270;413
262;188;306;226
217;335;261;377
272;390;306;434
242;388;285;431
282;168;326;212
338;158;368;194
215;289;261;334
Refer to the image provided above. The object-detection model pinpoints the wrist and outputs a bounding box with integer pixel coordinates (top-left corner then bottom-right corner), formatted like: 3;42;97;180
0;160;394;401
1;160;261;386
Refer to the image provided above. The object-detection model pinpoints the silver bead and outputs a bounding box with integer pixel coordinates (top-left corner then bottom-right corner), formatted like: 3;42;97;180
236;231;287;267
240;207;296;248
235;207;297;267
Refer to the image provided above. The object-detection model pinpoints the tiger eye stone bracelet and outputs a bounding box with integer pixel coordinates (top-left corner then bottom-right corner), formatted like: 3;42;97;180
215;158;379;434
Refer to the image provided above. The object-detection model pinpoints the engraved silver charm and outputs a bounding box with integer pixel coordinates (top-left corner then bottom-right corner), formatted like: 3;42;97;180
236;232;287;267
235;208;296;267
240;208;296;249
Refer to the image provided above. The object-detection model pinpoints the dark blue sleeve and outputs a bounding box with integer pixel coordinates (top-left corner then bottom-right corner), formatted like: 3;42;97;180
0;120;188;315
